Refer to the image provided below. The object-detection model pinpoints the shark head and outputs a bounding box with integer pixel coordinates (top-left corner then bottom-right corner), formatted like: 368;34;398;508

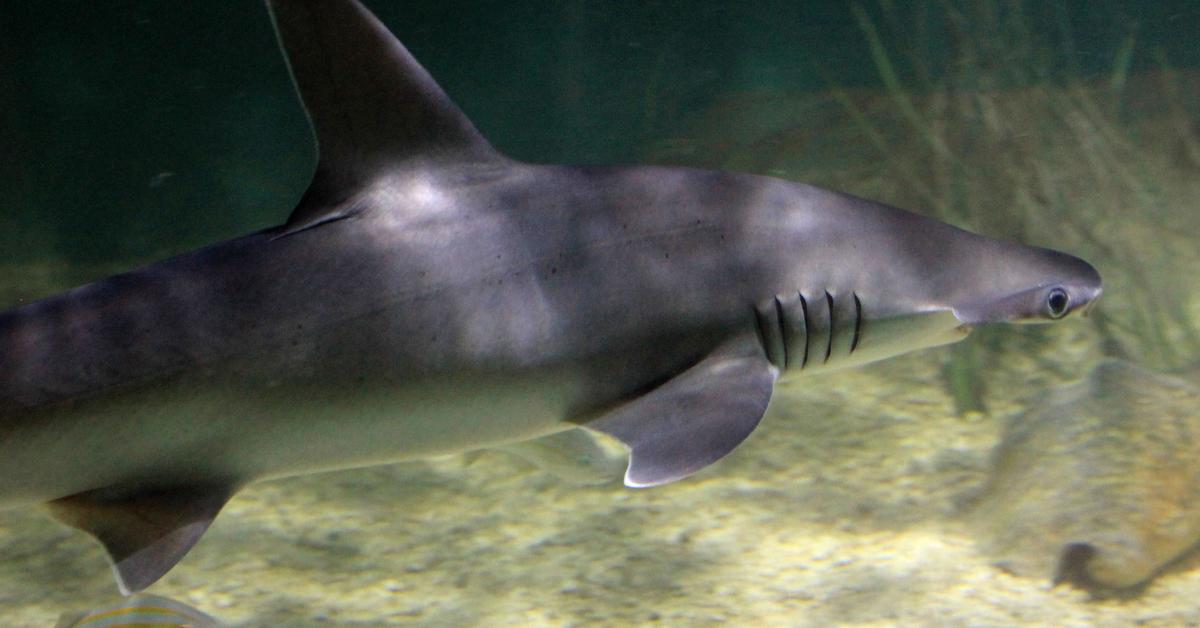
945;238;1103;327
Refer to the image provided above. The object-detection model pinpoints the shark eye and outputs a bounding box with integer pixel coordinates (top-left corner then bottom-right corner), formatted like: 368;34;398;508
1046;288;1070;318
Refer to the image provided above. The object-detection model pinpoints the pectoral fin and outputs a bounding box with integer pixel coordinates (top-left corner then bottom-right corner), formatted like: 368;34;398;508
583;334;778;487
45;483;236;594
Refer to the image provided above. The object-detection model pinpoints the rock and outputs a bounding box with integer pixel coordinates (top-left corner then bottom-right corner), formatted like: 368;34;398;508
970;360;1200;589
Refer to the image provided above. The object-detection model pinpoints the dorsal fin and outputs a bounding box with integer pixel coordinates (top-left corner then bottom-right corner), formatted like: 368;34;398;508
266;0;502;231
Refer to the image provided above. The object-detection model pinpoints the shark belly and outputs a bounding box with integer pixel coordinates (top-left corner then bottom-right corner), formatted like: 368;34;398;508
0;318;587;507
230;365;585;482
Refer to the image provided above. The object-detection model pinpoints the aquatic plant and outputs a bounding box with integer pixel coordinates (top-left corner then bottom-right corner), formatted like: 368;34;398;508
841;1;1200;410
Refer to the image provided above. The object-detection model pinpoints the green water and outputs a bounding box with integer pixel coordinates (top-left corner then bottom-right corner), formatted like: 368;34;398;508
3;1;1200;625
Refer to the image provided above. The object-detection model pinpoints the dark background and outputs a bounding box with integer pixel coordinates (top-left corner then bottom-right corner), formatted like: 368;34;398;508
1;0;1197;263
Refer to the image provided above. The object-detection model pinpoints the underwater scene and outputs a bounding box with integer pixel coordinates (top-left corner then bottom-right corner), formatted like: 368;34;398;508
2;0;1199;625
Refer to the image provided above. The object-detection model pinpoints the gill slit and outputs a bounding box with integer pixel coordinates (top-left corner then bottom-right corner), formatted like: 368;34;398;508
851;292;863;354
751;304;770;366
798;292;810;369
824;291;835;364
773;296;790;370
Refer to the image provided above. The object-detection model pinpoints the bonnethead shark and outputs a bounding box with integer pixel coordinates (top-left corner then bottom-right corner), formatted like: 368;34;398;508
0;0;1102;594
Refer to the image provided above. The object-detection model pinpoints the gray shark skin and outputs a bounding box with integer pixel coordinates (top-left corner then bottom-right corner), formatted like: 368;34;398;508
0;0;1101;594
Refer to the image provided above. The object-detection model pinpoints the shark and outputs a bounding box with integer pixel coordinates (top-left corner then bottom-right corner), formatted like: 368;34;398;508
0;0;1102;595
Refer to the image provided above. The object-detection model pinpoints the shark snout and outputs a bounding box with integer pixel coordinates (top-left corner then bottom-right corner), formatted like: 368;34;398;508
951;246;1103;326
951;278;1102;326
1075;284;1103;318
1065;259;1104;319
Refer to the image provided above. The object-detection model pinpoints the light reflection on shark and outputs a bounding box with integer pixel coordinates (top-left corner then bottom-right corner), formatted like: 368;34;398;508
0;0;1101;594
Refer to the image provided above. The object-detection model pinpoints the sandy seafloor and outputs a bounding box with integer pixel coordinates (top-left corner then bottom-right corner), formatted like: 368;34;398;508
3;286;1200;628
